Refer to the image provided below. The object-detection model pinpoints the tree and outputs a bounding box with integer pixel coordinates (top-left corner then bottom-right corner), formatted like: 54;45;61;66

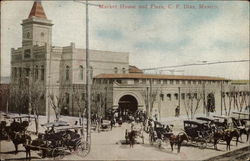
91;80;108;118
0;84;10;112
48;93;65;121
73;85;86;117
28;82;45;134
10;85;29;114
183;88;203;119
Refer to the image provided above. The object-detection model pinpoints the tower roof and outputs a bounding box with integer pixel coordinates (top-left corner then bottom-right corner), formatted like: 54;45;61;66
28;1;47;19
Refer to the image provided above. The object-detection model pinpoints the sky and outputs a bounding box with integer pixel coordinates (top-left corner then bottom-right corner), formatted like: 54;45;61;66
1;0;249;80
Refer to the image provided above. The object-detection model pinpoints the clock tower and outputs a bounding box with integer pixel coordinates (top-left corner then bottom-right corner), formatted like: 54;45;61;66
22;1;53;47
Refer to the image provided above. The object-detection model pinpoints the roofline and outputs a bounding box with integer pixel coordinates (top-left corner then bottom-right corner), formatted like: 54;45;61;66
94;73;230;81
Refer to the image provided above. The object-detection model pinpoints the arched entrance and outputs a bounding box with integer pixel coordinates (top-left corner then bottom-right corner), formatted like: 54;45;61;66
118;95;138;117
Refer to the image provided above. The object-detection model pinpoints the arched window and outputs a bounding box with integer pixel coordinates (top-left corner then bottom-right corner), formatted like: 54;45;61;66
13;67;17;80
114;67;118;74
66;66;70;80
79;65;84;80
65;93;70;104
122;68;126;74
19;68;22;78
35;65;39;80
41;65;44;80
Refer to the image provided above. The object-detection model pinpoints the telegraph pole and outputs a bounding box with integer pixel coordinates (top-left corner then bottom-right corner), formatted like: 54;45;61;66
85;0;91;149
220;81;223;115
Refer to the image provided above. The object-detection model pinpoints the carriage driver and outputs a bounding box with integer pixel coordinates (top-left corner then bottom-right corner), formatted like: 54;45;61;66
48;125;55;134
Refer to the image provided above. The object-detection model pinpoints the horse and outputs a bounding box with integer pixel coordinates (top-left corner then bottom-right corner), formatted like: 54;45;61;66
169;132;189;153
8;130;31;154
213;128;240;151
238;127;250;142
0;121;10;140
23;134;47;160
128;130;137;148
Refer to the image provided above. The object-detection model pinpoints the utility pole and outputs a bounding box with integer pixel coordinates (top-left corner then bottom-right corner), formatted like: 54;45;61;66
178;87;181;108
202;82;206;116
220;81;223;115
47;44;52;123
149;78;152;117
146;86;149;117
85;0;91;150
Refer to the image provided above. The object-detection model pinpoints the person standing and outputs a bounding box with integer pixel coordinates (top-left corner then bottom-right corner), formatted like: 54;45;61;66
175;106;180;117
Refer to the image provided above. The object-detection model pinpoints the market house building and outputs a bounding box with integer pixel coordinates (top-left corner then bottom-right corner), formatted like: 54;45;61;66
9;1;249;119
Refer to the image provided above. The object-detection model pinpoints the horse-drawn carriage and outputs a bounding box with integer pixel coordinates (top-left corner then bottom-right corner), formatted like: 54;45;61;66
0;114;35;154
125;123;144;147
100;120;112;131
213;114;250;142
183;120;213;149
149;121;173;144
24;121;90;159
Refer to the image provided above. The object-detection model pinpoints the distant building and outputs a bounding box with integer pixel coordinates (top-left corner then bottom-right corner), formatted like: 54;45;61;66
9;1;250;119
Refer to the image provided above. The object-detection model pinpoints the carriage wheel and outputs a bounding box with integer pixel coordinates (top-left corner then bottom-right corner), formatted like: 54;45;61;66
198;140;207;149
75;141;90;158
52;147;65;160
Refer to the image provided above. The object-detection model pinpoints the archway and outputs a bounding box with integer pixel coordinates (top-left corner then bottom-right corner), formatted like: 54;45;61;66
118;95;138;117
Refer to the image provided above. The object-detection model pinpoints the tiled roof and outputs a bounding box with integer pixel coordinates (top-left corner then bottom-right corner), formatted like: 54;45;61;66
28;1;47;19
95;73;229;81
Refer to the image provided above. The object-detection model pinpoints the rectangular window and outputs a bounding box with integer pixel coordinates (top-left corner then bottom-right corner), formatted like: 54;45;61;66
176;80;180;84
181;93;185;100
170;80;173;84
174;93;178;100
134;79;139;84
194;93;197;99
19;68;22;78
167;94;171;100
41;66;45;81
160;94;164;101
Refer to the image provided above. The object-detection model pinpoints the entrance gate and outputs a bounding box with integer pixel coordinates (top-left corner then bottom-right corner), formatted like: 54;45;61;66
118;95;138;117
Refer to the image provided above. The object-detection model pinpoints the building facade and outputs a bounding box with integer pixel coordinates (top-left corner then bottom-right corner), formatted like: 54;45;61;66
9;2;249;119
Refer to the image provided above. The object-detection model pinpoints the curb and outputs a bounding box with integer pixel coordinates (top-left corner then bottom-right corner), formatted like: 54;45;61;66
204;145;250;161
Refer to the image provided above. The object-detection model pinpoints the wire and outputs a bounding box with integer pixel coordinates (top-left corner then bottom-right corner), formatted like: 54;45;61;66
142;59;250;71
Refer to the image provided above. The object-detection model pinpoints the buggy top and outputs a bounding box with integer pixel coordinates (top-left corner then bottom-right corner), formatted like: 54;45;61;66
184;120;211;129
41;121;70;128
2;113;36;121
196;116;219;122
